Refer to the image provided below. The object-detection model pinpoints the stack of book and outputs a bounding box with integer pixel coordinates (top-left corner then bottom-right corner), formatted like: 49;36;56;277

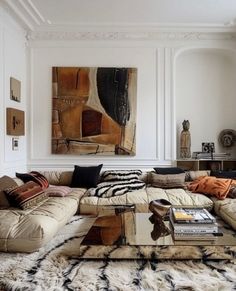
170;207;219;241
192;152;230;160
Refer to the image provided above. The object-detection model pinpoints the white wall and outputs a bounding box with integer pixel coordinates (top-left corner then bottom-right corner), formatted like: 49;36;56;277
29;44;162;170
28;39;236;171
176;49;236;158
0;7;28;176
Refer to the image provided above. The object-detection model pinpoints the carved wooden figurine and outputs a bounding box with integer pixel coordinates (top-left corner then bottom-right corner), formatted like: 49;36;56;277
180;120;191;158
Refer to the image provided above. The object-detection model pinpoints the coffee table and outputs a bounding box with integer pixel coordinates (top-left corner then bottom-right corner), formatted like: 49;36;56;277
79;209;236;260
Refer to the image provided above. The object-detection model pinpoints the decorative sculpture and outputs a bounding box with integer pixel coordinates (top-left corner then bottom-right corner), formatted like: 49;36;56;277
180;120;191;158
149;199;172;240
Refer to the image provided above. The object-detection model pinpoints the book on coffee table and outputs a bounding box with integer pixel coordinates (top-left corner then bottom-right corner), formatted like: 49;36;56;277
171;207;216;224
170;207;219;241
173;232;221;241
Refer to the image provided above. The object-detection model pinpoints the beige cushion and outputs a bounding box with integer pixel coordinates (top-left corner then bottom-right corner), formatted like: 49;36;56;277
149;172;186;189
39;171;73;186
0;176;18;207
186;170;210;181
79;187;213;215
213;198;236;230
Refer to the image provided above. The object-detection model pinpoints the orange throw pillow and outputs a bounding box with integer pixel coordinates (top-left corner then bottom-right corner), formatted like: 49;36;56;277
187;176;233;199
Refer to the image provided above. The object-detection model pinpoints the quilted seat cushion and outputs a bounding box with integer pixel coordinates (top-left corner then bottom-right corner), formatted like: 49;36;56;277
214;198;236;230
79;187;213;215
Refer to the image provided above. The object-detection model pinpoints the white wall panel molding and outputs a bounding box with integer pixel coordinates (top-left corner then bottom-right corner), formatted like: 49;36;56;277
28;30;236;42
156;48;164;161
28;159;173;171
163;47;175;161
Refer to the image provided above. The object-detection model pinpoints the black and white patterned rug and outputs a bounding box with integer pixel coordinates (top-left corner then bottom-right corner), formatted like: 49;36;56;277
0;216;236;291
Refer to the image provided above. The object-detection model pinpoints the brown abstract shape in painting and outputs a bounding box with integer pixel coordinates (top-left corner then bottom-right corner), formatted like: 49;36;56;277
57;67;89;97
82;110;102;137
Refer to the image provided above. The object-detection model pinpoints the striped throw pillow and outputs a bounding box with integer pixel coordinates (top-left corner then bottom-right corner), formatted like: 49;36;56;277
150;172;186;189
101;170;142;182
4;181;47;209
16;171;49;189
88;180;146;198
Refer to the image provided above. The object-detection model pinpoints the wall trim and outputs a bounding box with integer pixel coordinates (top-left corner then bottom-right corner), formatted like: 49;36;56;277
27;30;236;42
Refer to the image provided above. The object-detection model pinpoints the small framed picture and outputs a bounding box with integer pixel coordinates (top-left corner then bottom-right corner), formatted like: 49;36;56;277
202;142;215;153
10;77;21;102
12;137;19;151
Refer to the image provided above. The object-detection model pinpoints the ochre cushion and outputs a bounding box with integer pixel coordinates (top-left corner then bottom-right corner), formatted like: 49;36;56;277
0;176;18;207
4;181;47;209
16;171;49;189
150;172;186;189
187;176;235;199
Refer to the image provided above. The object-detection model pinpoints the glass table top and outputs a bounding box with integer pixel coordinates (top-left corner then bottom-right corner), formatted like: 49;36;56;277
81;211;236;247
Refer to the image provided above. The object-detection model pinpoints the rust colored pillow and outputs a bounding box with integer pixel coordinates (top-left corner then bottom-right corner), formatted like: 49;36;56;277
187;176;233;199
4;181;47;209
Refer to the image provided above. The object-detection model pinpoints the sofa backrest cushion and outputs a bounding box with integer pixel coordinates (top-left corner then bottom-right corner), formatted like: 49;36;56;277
16;171;49;189
43;185;72;197
153;167;184;175
149;172;186;189
0;176;18;207
211;170;236;179
4;181;48;209
185;170;210;181
100;170;142;182
70;164;103;188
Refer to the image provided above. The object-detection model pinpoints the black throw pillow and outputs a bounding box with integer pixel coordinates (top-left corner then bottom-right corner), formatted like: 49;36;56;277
153;167;185;175
210;170;236;179
70;164;103;188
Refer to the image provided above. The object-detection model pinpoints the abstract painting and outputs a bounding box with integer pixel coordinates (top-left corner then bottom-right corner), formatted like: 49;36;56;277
52;67;137;155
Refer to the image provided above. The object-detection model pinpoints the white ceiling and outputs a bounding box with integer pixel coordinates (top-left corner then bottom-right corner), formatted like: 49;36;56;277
2;0;236;31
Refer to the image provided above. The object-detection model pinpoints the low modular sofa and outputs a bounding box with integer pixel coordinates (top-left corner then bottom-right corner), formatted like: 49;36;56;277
0;168;236;253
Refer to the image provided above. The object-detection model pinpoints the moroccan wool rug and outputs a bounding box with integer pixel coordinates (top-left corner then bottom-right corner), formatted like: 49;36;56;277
0;216;236;291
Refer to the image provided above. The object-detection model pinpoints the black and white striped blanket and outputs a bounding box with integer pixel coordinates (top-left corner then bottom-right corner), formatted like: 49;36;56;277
88;179;146;198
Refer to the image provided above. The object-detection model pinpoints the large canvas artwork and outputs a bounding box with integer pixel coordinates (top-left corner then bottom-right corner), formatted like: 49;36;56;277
52;67;137;155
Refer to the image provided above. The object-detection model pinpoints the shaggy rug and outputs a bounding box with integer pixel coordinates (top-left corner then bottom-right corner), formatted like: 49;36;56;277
0;216;236;291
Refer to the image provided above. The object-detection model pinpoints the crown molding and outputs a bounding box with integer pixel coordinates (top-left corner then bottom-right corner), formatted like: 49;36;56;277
2;0;46;31
27;29;236;42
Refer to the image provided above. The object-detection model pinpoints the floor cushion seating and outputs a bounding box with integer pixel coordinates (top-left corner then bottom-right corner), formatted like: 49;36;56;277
0;185;86;252
0;169;235;253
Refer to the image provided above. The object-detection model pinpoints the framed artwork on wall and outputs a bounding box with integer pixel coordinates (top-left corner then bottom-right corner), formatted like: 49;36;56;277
10;77;21;102
51;66;137;155
6;108;25;136
12;137;19;151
